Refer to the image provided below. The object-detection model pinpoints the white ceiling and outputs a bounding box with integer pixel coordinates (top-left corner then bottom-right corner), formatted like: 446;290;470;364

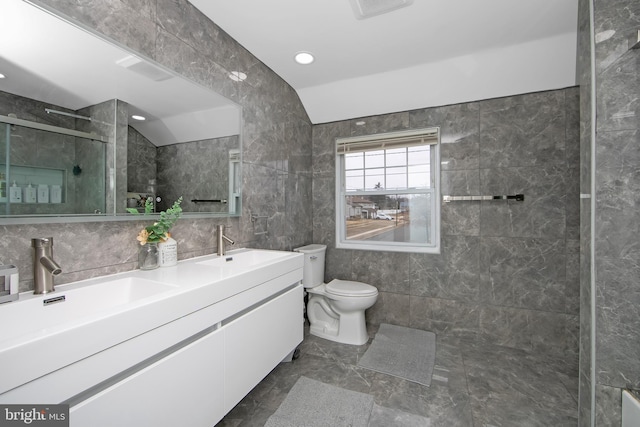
188;0;579;124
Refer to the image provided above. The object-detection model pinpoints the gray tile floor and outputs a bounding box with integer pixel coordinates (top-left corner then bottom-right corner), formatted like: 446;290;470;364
218;325;578;426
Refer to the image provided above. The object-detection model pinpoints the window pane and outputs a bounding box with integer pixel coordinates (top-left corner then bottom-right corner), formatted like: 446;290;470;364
364;168;385;190
408;146;430;165
385;148;406;167
364;150;384;168
343;192;433;244
385;166;407;190
345;153;363;170
408;165;430;188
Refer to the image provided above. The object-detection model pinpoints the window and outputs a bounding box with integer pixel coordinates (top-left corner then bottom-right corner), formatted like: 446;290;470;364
335;127;440;253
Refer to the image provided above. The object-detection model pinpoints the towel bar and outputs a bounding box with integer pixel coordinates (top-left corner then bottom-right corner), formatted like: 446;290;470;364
443;194;524;203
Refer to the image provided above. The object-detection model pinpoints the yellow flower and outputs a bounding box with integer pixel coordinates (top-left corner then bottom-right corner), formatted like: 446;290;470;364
136;229;150;245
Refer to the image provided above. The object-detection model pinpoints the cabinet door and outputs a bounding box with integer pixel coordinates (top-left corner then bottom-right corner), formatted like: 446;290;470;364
70;328;225;427
224;285;303;412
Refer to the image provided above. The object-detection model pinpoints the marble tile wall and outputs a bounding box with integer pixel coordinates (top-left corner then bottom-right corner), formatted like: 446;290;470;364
0;0;312;291
312;88;580;367
76;99;117;214
127;126;157;196
585;0;640;424
156;135;239;214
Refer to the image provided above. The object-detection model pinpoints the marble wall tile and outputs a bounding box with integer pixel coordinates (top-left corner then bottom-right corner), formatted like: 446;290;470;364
596;46;640;132
347;112;409;137
312;122;349;177
155;28;237;103
479;165;566;238
479;237;567;312
478;305;532;350
479;91;567;169
566;87;582;169
409;296;479;339
367;291;410;327
593;0;640;76
595;256;640;388
588;0;640;420
351;250;410;295
409;236;480;302
566;166;581;240
594;384;622;427
127;127;157;194
409;102;481;171
441;169;481;236
595;129;640;259
530;310;579;364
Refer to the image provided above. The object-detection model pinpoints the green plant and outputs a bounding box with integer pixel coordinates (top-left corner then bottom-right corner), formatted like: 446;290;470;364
129;197;183;245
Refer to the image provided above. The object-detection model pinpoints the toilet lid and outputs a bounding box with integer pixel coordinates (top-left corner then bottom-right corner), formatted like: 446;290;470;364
326;279;378;297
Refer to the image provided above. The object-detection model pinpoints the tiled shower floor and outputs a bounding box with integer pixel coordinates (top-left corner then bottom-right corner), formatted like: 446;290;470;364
217;325;578;426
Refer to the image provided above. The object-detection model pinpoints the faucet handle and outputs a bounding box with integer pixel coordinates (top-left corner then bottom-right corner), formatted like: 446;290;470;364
31;237;54;248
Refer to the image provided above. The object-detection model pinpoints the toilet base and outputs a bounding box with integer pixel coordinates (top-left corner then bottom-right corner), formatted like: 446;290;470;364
309;311;369;346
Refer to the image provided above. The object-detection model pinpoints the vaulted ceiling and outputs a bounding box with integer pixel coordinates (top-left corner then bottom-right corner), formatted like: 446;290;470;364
189;0;579;123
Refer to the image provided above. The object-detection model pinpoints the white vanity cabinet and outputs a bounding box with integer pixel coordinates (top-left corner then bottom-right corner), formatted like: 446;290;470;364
68;284;303;427
0;249;304;427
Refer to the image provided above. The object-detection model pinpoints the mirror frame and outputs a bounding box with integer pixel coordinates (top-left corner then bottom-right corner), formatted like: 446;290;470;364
0;1;243;225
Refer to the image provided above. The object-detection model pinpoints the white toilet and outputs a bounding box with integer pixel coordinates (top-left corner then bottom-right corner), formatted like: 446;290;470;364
294;244;378;345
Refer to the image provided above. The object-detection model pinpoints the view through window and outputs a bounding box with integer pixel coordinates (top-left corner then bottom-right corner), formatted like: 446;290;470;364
336;128;440;253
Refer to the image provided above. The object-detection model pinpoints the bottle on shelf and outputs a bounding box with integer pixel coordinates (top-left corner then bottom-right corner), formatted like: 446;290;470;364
9;181;22;203
24;183;37;203
37;184;49;203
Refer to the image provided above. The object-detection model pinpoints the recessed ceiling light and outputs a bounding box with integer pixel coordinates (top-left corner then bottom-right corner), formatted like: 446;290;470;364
131;115;146;121
229;71;247;82
0;73;5;79
294;52;315;65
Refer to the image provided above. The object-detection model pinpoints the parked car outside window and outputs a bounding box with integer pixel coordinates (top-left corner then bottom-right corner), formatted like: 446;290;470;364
376;212;394;220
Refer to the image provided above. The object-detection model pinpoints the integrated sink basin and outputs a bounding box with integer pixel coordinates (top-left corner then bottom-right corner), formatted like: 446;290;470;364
195;249;291;269
0;277;178;345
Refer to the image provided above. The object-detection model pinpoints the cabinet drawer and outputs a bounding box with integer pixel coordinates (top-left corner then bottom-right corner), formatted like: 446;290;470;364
70;327;225;427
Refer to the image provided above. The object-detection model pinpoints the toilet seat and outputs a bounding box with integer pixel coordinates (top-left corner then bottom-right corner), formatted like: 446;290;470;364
325;279;378;297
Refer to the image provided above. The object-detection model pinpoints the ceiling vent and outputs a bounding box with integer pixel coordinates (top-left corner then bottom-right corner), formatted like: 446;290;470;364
349;0;413;19
116;55;174;82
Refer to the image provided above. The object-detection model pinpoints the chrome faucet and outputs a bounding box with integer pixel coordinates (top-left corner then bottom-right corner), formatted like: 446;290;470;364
216;225;235;256
31;237;62;294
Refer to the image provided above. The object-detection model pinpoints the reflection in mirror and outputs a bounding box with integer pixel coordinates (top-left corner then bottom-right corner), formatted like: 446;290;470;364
0;0;242;220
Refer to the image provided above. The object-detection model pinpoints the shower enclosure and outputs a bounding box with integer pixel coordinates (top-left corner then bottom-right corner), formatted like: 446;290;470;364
0;114;107;216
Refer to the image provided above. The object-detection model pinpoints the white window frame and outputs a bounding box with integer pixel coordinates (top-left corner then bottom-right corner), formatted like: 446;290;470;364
335;127;441;254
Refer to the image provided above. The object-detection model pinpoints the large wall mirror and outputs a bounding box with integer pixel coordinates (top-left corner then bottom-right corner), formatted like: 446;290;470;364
0;0;242;222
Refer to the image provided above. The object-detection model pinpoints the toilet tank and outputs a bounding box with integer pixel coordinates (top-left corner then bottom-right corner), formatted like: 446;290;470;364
293;244;326;288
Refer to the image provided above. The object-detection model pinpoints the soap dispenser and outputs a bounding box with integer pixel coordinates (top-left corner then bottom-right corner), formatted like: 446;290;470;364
24;183;37;203
9;181;22;203
37;184;49;203
50;185;62;204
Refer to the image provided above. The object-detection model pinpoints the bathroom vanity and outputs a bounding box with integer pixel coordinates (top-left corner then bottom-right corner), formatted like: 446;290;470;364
0;249;303;426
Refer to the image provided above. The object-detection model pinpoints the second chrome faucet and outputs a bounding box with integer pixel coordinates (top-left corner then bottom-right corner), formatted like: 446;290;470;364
32;237;62;294
216;225;235;256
